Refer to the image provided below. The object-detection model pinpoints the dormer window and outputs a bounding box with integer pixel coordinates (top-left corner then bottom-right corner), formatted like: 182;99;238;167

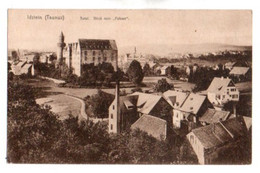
124;100;134;110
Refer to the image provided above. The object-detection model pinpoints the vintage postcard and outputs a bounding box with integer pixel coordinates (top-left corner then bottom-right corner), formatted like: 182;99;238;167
7;9;252;164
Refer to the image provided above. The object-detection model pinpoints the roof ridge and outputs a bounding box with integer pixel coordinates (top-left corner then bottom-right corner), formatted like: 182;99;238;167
143;114;166;123
219;121;234;139
180;93;190;108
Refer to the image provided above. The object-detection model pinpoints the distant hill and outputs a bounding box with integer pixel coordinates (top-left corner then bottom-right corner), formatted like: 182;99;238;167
118;43;252;57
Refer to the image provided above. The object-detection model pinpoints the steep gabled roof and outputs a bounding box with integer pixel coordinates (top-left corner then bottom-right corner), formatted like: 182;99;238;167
207;77;233;93
179;93;206;115
199;108;230;124
242;116;252;131
131;114;167;140
78;39;117;50
163;90;189;108
229;67;250;76
131;92;162;114
190;117;248;149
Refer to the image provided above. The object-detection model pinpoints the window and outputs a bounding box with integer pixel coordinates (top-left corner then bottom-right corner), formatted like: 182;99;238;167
93;57;95;62
231;88;236;92
98;57;101;62
111;113;113;119
223;95;225;99
84;51;87;61
110;124;113;130
104;57;107;61
232;95;238;99
176;113;178;118
93;51;96;56
113;105;115;110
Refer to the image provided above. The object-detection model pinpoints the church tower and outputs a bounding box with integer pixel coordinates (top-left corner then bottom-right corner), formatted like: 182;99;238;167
56;32;66;67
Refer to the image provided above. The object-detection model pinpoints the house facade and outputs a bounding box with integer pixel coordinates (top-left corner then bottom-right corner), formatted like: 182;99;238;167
207;77;239;106
163;90;211;130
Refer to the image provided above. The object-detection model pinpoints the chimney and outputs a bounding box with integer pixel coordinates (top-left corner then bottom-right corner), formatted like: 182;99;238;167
233;103;237;117
115;49;121;133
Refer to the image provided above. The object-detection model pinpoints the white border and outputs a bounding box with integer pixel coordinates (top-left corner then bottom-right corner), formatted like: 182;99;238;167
1;0;259;173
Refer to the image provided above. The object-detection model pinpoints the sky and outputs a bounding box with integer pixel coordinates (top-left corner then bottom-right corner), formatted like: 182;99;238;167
8;10;252;51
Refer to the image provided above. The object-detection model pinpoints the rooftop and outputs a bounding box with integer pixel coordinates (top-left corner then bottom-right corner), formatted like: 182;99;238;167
229;67;250;75
131;114;167;140
207;77;234;93
190;117;248;149
78;39;117;50
199;108;230;124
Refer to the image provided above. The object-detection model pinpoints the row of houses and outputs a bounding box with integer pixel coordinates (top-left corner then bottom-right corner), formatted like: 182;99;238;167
108;77;251;164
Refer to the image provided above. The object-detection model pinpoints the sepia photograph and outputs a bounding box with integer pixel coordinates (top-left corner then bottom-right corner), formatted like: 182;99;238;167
7;9;252;165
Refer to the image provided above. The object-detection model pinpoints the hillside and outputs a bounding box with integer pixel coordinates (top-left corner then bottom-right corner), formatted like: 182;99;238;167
118;43;252;57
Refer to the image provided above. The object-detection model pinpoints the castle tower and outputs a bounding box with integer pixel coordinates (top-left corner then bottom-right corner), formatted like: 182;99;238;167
56;32;66;67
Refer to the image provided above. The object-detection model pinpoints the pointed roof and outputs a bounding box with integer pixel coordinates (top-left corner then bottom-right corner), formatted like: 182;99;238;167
242;116;252;131
163;90;189;108
190;117;248;149
131;92;163;114
179;93;206;115
131;114;167;140
207;77;233;93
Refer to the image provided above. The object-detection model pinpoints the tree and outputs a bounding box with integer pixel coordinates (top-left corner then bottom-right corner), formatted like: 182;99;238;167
143;63;151;76
90;89;114;119
127;60;144;85
154;78;174;93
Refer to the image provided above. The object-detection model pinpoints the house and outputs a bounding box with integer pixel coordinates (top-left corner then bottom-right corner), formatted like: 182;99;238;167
187;117;249;164
224;62;236;70
11;61;34;76
185;66;191;76
229;67;250;81
163;90;189;108
108;92;173;134
199;108;230;126
12;61;27;75
207;77;239;106
172;93;210;131
131;114;167;140
160;66;169;76
163;90;211;130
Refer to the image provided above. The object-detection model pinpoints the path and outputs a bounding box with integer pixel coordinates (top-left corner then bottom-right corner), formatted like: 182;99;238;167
65;94;88;120
64;94;108;123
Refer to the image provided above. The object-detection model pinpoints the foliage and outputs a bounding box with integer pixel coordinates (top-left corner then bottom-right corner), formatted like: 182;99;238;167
154;78;174;93
88;89;114;119
143;63;152;76
7;76;200;164
191;66;230;92
127;60;144;85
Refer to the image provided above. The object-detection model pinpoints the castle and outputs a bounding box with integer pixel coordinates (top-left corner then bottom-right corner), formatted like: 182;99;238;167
57;32;118;76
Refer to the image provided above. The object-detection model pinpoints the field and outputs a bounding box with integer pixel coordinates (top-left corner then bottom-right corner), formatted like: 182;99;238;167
143;76;195;91
26;76;196;119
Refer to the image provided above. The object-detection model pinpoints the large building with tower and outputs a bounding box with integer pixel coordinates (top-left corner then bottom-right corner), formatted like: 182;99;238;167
57;32;118;76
